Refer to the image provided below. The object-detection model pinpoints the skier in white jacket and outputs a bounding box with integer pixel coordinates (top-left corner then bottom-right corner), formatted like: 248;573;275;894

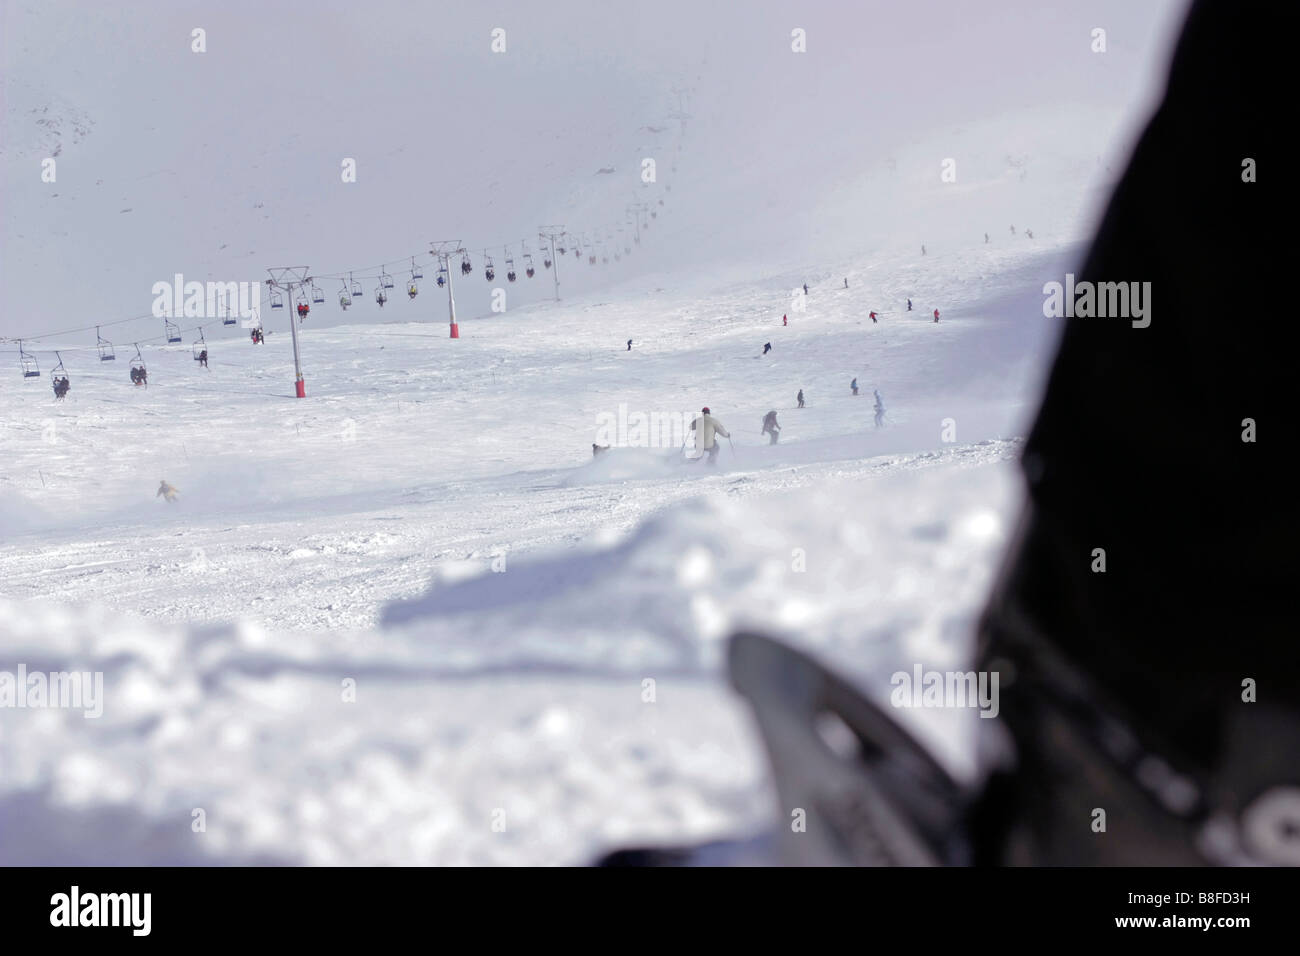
691;407;730;465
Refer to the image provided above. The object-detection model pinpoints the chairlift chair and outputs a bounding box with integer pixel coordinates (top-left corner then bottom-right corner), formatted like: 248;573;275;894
408;277;419;299
130;345;148;386
380;270;395;290
49;351;69;397
192;330;209;365
349;273;363;299
270;290;284;310
460;253;473;276
296;296;310;320
96;327;116;361
484;252;495;282
311;283;325;305
339;281;352;310
376;286;387;307
506;248;517;282
165;318;182;343
411;258;424;281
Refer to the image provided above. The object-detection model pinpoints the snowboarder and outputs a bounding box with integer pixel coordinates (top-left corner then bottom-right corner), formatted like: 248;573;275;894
782;314;787;326
933;308;940;323
156;480;179;503
851;378;859;396
873;389;884;427
762;342;772;355
761;410;781;444
907;298;912;311
869;311;877;323
690;407;730;465
627;339;632;351
796;389;805;408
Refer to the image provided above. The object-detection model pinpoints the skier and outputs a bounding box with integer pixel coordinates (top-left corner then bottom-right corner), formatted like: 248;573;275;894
803;283;809;295
844;278;848;289
197;349;208;369
762;342;772;355
851;378;859;396
796;389;805;408
873;389;884;427
690;407;730;465
761;410;781;444
1010;224;1016;234
1026;229;1034;239
156;480;179;503
907;298;912;311
782;314;787;326
985;232;990;243
869;311;878;323
627;339;633;351
921;245;926;256
933;308;940;323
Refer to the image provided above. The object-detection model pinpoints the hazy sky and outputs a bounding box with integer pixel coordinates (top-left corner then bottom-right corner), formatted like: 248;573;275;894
2;0;1188;342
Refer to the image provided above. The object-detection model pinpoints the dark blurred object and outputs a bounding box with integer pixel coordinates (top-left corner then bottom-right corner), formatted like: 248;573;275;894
976;0;1298;865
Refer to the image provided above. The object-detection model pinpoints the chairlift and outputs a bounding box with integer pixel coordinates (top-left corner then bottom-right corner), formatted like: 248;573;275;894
130;344;148;386
408;277;419;299
380;270;395;290
339;281;352;310
165;318;182;343
411;258;424;281
484;251;495;282
96;326;116;361
460;253;473;276
543;254;552;269
221;295;237;325
270;290;284;310
311;283;325;305
192;328;208;364
375;285;387;307
51;351;70;399
350;273;363;299
505;247;517;283
296;295;310;321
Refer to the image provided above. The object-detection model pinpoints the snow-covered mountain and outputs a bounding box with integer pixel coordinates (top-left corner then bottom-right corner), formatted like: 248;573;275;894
0;0;1189;865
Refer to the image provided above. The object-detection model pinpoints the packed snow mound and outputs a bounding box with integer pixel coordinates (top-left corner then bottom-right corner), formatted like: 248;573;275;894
0;450;1017;864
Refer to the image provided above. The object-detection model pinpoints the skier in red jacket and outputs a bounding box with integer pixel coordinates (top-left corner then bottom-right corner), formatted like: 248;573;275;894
933;308;940;323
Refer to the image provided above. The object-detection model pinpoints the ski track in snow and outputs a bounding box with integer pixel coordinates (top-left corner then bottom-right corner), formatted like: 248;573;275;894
0;239;1075;864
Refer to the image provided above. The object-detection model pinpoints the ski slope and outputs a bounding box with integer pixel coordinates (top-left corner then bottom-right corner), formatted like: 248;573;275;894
0;0;1192;866
2;234;1073;864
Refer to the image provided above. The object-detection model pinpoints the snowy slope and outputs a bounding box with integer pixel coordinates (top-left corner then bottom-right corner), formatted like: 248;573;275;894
0;0;1192;865
2;232;1063;864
